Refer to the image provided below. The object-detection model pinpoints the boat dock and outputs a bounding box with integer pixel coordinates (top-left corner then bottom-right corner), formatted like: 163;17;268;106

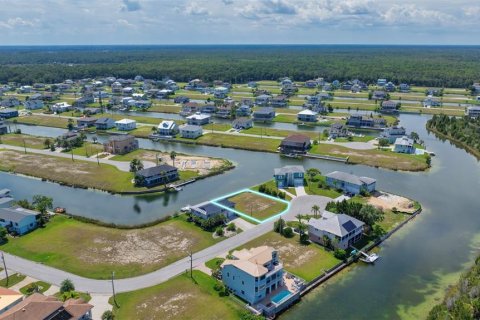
305;153;349;162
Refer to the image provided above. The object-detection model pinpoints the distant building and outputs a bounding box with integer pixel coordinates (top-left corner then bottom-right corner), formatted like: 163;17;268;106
232;117;253;130
157;120;178;136
76;117;97;128
384;82;396;92
0;120;8;135
179;124;203;139
423;96;440;107
329;123;349;138
380;100;398;114
372;91;386;100
466;106;480;118
270;95;288;108
24;100;44;110
0;109;18;119
279;134;311;155
255;94;272;106
377;79;387;87
174;96;190;104
0;189;14;208
273;165;305;188
135;164;179;187
346;115;386;128
399;83;410;92
186;113;210;125
94;117;116;130
103;135;139;155
190;199;236;220
394;136;416;154
253;107;275;122
50;102;72;113
0;207;40;235
236;105;252;117
115;119;137;131
325;171;376;195
380;126;406;144
297;109;317;122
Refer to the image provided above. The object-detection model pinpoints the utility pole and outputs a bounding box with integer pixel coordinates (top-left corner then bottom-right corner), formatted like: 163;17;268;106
111;271;119;308
189;252;193;279
96;152;100;166
1;252;8;287
23;139;27;154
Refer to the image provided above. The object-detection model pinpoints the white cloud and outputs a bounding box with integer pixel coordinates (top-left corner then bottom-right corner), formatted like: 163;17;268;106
184;2;210;16
0;17;36;29
380;4;455;26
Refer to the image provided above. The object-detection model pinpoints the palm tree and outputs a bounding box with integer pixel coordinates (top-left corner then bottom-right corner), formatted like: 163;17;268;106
311;204;320;218
44;138;51;149
67;118;74;131
170;151;177;167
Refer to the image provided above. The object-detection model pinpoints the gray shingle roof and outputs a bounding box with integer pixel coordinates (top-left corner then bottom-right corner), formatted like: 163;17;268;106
0;207;39;223
309;211;364;237
136;164;177;178
274;165;305;175
326;171;376;185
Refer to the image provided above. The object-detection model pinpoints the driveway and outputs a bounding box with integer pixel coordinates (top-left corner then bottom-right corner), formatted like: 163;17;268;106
283;194;331;220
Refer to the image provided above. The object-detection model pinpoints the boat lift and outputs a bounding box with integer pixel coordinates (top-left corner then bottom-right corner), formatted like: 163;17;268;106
350;247;379;264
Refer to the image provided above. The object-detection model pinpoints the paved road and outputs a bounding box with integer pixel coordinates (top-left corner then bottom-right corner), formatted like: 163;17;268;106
0;144;156;172
0;195;331;295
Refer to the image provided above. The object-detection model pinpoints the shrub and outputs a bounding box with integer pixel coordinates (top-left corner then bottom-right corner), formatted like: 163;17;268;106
226;223;236;232
60;279;75;294
283;227;294;238
334;249;347;260
313;139;319;145
215;227;224;237
258;184;266;193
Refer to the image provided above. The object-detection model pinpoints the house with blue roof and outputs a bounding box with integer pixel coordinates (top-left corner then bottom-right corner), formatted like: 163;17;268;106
190;200;236;220
0;207;40;235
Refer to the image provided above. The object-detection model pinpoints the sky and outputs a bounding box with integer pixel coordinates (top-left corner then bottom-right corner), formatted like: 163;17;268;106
0;0;479;45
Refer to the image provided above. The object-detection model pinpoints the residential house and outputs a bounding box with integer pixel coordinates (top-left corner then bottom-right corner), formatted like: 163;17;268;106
134;75;144;82
305;95;321;105
322;84;333;91
103;135;138;154
199;104;216;114
380;126;406;143
270;95;288;107
0;288;23;315
240;98;253;106
50;102;72;113
304;80;317;88
377;79;387;87
135;164;179;187
346;115;386;128
380;100;398;113
384;82;396;92
399;83;410;92
0;120;8;135
0;97;20;108
236;104;252;117
83;107;101;115
115;119;137;131
40;92;56;101
157;89;173;99
279;134;311;154
23;100;44;110
255;94;272;106
132;93;147;100
0;293;93;320
165;79;179;91
190;199;236;220
76;117;97;128
426;88;442;96
325;171;376;195
341;82;352;91
111;81;123;93
214;86;229;99
472;83;480;93
186;113;210;125
372;90;386;100
126;99;151;109
297;109;317;122
215;105;232;118
174;96;190;104
423;96;440;107
317;92;332;100
180;102;200;116
74;95;95;108
221;246;285;305
122;87;134;95
93;91;109;99
232;117;253;130
94;117;115;130
0;207;40;235
253;107;275;122
179;124;203;139
273;165;305;188
394;136;416;154
308;211;364;250
157;120;178;136
0;189;14;208
329;123;349;138
466;106;480;118
0;109;19;119
18;85;33;93
351;84;362;93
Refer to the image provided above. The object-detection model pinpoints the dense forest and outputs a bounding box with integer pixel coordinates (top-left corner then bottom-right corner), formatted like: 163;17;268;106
0;45;479;87
427;114;480;159
428;255;480;319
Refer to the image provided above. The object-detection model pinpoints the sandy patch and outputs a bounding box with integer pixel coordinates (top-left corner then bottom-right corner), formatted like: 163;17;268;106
368;191;416;213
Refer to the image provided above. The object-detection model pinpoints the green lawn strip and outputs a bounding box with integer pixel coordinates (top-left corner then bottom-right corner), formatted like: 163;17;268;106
236;232;341;282
19;281;51;295
69;142;104;157
304;175;342;199
203;123;232;132
112;270;244;320
0;133;49;149
251;180;293;201
242;127;321;140
273;114;297;123
205;257;225;270
334;135;375;143
54;291;92;302
197;133;280;152
12;115;70;129
0;273;26;288
129;125;157;138
228;192;287;221
0;215;220;279
310;143;428;171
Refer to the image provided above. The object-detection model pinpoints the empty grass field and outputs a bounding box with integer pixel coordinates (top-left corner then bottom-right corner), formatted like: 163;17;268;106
0;215;220;279
197;133;280;152
0;133;48;149
227;191;288;221
0;273;26;288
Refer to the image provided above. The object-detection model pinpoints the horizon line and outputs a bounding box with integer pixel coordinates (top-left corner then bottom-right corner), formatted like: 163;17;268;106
0;43;479;47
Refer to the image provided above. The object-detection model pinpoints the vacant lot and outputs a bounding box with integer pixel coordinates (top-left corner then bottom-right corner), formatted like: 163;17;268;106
304;175;342;199
236;232;340;281
0;133;48;149
1;215;220;279
197;133;280;152
13;115;70;128
228;192;288;221
113;270;244;320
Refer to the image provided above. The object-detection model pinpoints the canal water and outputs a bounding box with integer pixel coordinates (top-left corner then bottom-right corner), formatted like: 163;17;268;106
2;114;479;318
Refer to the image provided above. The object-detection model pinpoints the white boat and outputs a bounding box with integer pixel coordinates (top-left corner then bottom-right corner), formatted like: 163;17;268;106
174;186;183;191
180;205;191;212
359;253;379;264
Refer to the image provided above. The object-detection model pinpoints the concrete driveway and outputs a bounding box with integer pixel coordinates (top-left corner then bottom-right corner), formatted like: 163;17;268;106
284;194;331;220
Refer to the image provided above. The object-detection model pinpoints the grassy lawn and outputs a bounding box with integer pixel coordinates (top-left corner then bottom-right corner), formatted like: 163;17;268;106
112;270;244;320
204;123;232;132
310;144;429;171
129;126;157;138
1;215;221;279
228;191;288;221
12;115;70;128
334;135;375;143
148;104;181;113
0;273;26;288
242;127;321;140
251;179;294;201
304;175;342;199
198;133;280;152
54;291;92;302
19;281;51;295
0;133;48;149
70;142;104;157
273;114;297;123
236;232;341;281
205;257;225;270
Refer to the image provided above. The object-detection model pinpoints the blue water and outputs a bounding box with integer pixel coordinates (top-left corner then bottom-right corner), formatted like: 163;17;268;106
271;290;292;304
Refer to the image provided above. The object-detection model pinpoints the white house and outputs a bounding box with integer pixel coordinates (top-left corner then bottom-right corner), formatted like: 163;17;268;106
394;136;416;154
186;113;211;125
50;102;72;113
213;86;229;99
325;171;376;195
380;126;407;144
297;109;317;122
308;211;365;250
179;124;203;139
115;119;137;131
157;120;178;136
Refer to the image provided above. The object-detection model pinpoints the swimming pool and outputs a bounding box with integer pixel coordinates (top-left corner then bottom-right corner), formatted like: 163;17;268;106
271;289;292;304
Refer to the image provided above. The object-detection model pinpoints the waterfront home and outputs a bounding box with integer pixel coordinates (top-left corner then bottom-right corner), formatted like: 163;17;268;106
372;90;386;100
180;102;200;116
76;117;98;128
304;80;317;88
380;100;398;114
236;104;252;117
83;107;101;116
94;117;116;130
253;107;275;122
232;117;253;130
329;123;349;138
135;164;179;187
0;109;19;119
466;106;480;118
423;96;440;107
191;199;236;220
346;115;386;129
308;211;364;250
325;171;376;195
103;135;139;154
74;95;95;107
270;95;288;108
126;99;151;109
323;84;333;91
0;120;8;135
255;94;272;106
341;82;352;91
0;189;14;208
399;83;410;92
24;99;44;110
0;293;93;319
0;97;20;108
174;96;190;104
426;88;442;96
199;104;216;114
214;86;229;99
165;79;179;91
157;120;178;136
380;126;406;143
377;79;387;87
280;134;311;155
394;136;416;154
0;207;40;235
297;109;317;122
186;113;210;125
240;98;253;106
0;287;23;314
274;165;305;188
50;102;72;113
179;124;203;139
384;82;396;92
317;92;332;100
351;84;362;93
115;118;137;131
215;105;232;118
305;95;321;105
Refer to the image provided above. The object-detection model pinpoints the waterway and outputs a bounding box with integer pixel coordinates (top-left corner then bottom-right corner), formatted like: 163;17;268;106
2;114;480;319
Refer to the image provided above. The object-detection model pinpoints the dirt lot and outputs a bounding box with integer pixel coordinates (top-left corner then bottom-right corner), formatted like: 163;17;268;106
228;192;287;220
368;191;417;213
